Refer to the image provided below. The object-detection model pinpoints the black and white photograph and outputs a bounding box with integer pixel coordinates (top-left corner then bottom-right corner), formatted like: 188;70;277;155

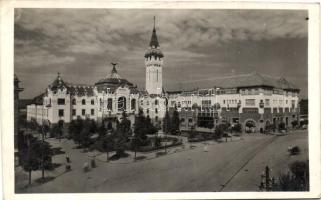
1;1;320;199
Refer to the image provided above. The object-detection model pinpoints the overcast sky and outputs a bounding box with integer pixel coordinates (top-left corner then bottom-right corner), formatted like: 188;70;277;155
14;9;308;99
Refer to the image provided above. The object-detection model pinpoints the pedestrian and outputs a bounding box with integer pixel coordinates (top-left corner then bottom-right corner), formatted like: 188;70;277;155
83;162;89;172
66;155;70;163
203;143;208;152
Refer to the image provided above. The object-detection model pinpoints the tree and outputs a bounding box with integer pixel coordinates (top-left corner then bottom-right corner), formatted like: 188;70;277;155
20;135;53;185
163;110;171;153
145;115;158;135
113;112;131;157
171;107;180;135
163;110;171;134
79;118;95;148
57;120;64;139
102;133;115;161
69;117;84;145
134;109;148;142
133;109;148;158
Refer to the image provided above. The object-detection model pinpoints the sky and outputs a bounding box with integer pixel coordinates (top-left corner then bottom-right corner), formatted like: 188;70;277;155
14;9;308;99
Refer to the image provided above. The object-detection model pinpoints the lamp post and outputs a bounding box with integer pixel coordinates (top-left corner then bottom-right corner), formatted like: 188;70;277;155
237;100;241;133
259;100;265;133
41;106;45;182
214;87;220;129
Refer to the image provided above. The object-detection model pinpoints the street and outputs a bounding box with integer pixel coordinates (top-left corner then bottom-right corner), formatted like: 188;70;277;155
15;130;308;193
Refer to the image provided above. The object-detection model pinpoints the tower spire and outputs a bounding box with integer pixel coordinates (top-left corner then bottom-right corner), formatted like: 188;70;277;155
149;16;160;48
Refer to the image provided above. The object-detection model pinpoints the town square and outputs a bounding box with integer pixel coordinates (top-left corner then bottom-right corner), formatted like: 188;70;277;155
12;8;310;193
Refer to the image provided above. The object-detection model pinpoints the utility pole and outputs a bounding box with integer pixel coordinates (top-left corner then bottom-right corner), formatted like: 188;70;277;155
260;165;274;191
41;114;45;182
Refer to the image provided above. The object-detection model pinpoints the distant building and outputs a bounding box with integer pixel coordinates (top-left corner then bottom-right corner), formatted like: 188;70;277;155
26;18;300;133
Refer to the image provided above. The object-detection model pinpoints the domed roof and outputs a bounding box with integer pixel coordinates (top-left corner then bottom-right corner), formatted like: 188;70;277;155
95;63;133;87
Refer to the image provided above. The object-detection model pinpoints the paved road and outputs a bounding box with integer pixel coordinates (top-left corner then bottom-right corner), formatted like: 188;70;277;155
16;130;308;193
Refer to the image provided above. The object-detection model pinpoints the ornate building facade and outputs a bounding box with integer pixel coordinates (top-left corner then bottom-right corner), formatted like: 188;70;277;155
26;19;300;133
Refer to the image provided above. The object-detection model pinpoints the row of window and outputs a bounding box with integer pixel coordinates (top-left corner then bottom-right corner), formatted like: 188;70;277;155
100;97;137;111
58;109;95;117
140;99;159;106
56;98;95;106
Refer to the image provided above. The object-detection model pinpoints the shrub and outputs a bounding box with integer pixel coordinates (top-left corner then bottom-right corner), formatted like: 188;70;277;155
278;122;286;131
232;123;242;133
291;120;298;128
273;160;309;191
289;146;301;156
214;123;229;139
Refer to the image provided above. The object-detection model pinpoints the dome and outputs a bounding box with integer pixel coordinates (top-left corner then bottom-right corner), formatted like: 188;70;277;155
95;64;134;87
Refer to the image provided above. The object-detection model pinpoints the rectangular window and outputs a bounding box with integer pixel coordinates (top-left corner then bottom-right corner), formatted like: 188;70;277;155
201;100;211;107
72;109;76;116
58;109;64;117
107;98;113;110
58;98;65;105
82;109;86;116
245;99;255;106
91;109;94;115
291;100;295;108
155;108;158;114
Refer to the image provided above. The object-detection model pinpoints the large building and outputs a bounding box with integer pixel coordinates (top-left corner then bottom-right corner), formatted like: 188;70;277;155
168;73;300;133
26;19;300;133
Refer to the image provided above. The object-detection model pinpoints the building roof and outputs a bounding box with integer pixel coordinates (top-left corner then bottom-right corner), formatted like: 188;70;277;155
178;72;299;91
149;17;160;48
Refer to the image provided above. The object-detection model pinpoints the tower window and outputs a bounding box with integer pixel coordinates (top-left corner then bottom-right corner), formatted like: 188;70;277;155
58;109;64;117
72;99;76;105
58;98;65;105
72;109;76;116
82;109;86;116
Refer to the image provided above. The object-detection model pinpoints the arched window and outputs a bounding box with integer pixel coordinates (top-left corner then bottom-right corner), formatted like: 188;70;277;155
72;99;76;105
82;99;86;105
118;96;126;111
155;99;159;105
131;99;136;111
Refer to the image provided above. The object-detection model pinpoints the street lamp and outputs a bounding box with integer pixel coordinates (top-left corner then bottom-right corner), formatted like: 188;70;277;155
214;87;220;129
